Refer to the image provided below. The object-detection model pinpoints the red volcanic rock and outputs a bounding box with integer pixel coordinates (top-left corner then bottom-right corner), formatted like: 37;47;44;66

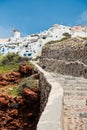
11;71;21;77
8;109;18;117
0;74;8;81
0;73;21;86
0;96;9;107
7;119;20;129
0;110;4;117
14;78;22;84
26;64;33;75
33;74;39;79
0;74;2;80
14;96;24;105
28;112;33;117
0;64;34;86
23;88;37;100
0;80;9;86
34;87;40;92
11;119;20;127
19;63;33;77
0;90;40;130
0;64;40;129
19;64;27;77
0;128;7;130
7;77;17;82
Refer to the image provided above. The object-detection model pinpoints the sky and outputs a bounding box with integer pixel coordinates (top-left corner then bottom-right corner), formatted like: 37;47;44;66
0;0;87;38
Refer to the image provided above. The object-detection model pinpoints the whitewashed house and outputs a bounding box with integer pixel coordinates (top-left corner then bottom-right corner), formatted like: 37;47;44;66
0;24;87;59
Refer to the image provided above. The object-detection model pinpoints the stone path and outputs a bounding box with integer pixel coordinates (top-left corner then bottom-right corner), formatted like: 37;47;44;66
51;73;87;130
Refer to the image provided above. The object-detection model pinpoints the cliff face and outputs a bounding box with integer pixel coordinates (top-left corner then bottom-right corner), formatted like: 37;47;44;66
40;38;87;78
0;88;40;130
0;63;40;130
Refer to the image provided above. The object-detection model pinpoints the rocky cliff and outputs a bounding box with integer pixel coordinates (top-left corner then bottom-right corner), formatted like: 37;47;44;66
0;63;40;130
40;37;87;78
0;88;40;130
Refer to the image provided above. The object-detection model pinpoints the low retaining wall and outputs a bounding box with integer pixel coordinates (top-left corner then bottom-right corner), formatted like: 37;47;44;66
32;62;63;130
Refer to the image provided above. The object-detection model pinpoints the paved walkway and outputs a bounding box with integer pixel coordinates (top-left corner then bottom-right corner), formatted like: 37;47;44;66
31;62;63;130
51;73;87;130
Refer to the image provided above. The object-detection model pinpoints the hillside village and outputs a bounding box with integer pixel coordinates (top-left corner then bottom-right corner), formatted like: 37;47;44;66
0;24;87;59
1;24;87;130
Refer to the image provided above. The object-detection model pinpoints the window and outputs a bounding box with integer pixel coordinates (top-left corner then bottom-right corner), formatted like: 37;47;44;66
28;53;32;56
24;54;26;56
2;48;5;52
42;37;46;39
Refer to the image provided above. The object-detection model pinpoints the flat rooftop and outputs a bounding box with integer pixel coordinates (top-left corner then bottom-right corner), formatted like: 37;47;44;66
0;39;8;44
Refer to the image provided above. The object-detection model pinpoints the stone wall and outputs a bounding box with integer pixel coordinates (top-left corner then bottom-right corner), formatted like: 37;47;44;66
32;62;63;130
40;38;87;78
40;58;87;78
39;71;51;115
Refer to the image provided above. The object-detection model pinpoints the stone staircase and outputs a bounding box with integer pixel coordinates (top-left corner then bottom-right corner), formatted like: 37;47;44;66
51;73;87;130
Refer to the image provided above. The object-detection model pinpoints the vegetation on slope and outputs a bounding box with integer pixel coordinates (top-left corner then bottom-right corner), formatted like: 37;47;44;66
0;85;19;96
18;76;39;95
45;37;69;45
0;53;29;74
0;52;39;97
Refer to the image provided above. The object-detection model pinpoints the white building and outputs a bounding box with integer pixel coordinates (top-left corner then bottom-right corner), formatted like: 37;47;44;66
0;24;87;59
13;29;21;38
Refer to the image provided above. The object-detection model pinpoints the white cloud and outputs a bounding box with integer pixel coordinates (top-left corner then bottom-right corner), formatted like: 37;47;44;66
0;26;12;38
77;11;87;24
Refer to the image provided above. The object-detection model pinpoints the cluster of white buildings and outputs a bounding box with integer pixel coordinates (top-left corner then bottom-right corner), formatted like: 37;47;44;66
0;24;87;59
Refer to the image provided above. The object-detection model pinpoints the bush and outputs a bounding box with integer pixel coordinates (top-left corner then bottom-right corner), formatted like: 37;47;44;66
7;85;19;96
45;40;59;45
80;37;87;40
0;85;19;96
0;53;33;74
18;76;39;95
1;53;20;65
0;53;29;65
45;37;69;45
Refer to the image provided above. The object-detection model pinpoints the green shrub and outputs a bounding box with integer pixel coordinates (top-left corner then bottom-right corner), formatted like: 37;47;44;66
0;52;29;66
18;76;39;95
0;64;18;74
0;53;31;74
80;37;87;40
45;40;59;45
45;37;69;45
1;53;20;65
0;85;19;96
7;85;19;96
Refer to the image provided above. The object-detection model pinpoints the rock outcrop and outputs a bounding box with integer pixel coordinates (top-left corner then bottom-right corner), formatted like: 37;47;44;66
0;87;40;130
0;63;33;87
19;63;33;77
